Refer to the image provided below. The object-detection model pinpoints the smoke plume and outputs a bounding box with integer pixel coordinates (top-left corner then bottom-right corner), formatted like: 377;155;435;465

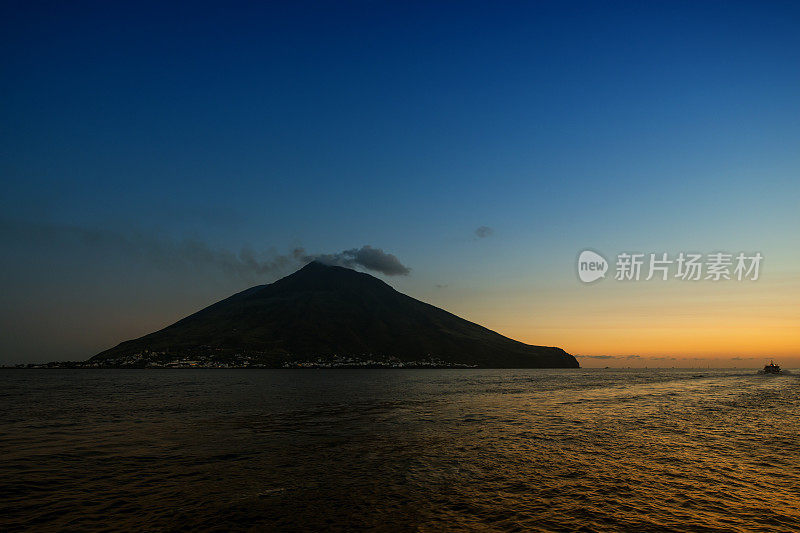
0;218;410;279
304;245;410;276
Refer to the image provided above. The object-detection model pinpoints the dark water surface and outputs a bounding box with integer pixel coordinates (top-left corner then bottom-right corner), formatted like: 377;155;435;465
1;369;799;532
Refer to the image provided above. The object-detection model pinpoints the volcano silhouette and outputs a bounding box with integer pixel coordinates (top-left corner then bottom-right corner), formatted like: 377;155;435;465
92;261;578;368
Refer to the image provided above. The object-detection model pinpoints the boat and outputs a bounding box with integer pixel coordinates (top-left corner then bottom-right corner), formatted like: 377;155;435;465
763;361;782;374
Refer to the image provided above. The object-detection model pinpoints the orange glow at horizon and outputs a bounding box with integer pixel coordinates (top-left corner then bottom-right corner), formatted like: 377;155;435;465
429;272;800;368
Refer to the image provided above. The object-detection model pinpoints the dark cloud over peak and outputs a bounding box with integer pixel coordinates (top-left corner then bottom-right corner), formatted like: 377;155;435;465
304;245;410;276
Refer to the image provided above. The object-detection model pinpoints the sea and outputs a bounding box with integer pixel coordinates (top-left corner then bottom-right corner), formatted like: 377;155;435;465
1;368;798;532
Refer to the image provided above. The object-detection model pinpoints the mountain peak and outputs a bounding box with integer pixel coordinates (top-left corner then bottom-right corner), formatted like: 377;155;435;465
300;259;331;269
286;259;378;280
274;259;394;294
298;260;350;272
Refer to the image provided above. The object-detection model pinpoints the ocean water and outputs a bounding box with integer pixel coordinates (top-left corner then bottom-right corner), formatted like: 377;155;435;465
1;369;798;532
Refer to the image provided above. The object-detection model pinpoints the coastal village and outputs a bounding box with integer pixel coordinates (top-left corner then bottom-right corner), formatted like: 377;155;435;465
9;351;477;369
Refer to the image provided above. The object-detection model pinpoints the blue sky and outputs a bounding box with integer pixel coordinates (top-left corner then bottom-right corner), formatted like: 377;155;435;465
1;2;799;363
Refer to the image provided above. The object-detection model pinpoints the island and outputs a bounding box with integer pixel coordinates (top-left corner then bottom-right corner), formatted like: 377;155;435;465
41;262;579;369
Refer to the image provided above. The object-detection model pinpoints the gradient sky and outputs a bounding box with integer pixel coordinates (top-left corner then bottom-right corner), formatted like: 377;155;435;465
1;1;798;366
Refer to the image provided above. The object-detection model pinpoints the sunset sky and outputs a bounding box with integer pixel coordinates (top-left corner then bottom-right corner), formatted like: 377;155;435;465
2;2;798;366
